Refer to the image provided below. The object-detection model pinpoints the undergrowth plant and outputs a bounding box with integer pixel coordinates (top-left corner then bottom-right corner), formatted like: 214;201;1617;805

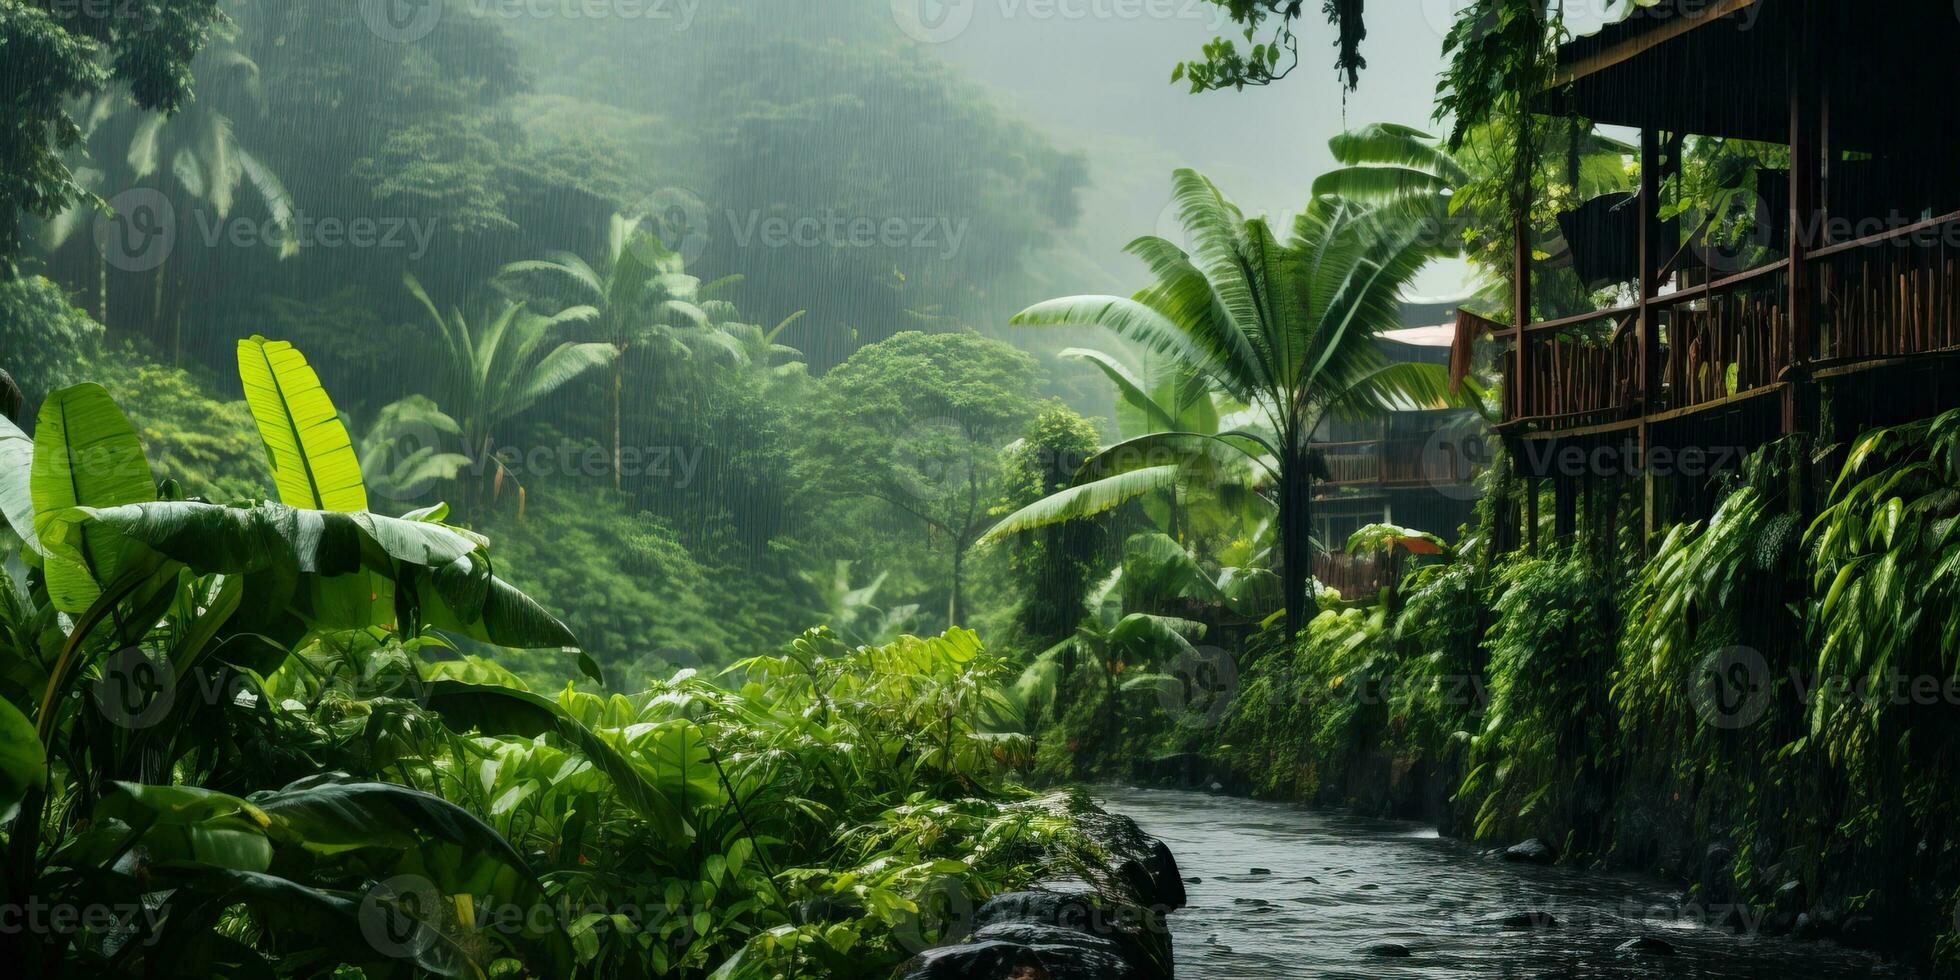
1458;555;1618;847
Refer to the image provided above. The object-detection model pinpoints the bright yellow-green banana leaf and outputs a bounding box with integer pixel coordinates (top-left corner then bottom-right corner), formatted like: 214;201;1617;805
30;383;157;612
238;336;369;512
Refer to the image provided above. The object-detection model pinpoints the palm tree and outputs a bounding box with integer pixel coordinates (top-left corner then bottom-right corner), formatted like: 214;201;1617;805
500;213;706;490
988;169;1450;640
44;14;297;346
1054;346;1272;551
403;273;615;497
1314;121;1635;315
696;299;808;389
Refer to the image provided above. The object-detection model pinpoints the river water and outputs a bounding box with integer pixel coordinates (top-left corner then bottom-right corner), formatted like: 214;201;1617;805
1096;786;1912;979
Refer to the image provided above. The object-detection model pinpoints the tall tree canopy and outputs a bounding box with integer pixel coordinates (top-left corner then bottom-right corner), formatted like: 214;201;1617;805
0;0;223;267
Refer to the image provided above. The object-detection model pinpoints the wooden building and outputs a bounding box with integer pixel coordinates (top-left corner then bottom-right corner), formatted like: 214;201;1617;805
1312;325;1483;593
1477;0;1960;543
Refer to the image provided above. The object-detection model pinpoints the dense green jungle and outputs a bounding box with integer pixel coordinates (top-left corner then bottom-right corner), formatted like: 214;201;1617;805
3;0;1960;977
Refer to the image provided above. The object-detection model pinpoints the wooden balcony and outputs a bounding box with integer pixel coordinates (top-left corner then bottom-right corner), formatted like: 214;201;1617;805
1496;215;1960;439
1313;429;1479;493
1493;1;1960;449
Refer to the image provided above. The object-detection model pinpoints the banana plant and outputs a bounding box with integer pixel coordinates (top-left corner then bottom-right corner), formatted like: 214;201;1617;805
354;395;475;503
0;339;584;977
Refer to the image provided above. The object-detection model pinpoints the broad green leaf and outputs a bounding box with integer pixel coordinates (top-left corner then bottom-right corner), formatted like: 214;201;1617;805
421;682;688;840
0;414;38;554
979;465;1182;544
413;555;580;649
237;336;369;512
0;697;46;822
60;501;476;577
31;384;156;612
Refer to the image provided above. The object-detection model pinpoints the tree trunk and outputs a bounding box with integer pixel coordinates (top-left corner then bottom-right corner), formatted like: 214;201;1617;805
1279;446;1315;642
611;350;625;492
948;545;965;627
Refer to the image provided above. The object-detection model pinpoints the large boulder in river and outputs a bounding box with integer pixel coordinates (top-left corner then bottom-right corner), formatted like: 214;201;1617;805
1501;838;1559;865
893;792;1184;980
967;892;1172;979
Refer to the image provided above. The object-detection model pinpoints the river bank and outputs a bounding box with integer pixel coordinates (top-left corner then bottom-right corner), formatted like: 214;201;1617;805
1098;785;1911;979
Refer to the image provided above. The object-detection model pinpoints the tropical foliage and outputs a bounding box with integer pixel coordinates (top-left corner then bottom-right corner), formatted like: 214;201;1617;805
993;169;1452;638
0;342;1070;978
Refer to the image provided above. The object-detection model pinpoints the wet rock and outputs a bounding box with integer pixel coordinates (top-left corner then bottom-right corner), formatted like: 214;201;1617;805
1360;942;1413;957
1716;904;1754;934
1149;841;1185;909
1249;867;1272;875
1182;877;1201;884
1700;844;1739;905
1774;879;1806;913
1000;793;1186;911
968;891;1171;979
898;793;1184;980
1615;936;1677;956
894;940;1047;979
1484;910;1560;929
1502;839;1558;865
1799;907;1841;940
967;923;1126;964
1358;884;1379;891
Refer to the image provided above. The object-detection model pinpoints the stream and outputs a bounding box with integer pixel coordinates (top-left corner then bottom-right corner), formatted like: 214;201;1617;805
1096;786;1912;979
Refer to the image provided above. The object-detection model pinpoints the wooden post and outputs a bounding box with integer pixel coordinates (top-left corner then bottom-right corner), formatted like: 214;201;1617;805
1512;107;1535;423
1554;475;1577;547
1637;130;1666;552
1638;128;1664;411
1525;476;1540;554
1784;1;1819;436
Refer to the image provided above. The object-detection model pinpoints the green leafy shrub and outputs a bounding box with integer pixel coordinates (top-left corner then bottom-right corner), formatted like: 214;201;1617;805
1458;556;1618;845
0;275;103;403
85;341;268;500
1214;608;1393;801
489;487;805;683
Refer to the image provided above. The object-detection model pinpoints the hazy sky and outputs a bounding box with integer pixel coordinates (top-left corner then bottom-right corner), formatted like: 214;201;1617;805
891;1;1482;300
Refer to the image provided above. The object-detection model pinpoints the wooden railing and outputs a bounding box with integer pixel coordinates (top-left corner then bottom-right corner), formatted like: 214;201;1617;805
1512;308;1640;426
1313;552;1393;598
1313;434;1479;489
1382;435;1476;485
1814;213;1960;363
1317;440;1382;486
1505;277;1786;428
1652;261;1791;413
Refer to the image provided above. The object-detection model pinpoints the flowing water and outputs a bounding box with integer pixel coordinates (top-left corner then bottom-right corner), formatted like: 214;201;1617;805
1096;786;1912;979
